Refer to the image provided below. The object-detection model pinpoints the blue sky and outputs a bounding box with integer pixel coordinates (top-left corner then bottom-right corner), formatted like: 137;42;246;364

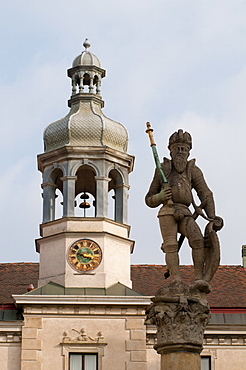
1;0;246;266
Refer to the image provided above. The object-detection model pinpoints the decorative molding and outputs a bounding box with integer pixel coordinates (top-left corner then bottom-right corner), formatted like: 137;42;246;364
204;334;246;346
14;294;151;307
61;328;106;370
0;323;23;344
0;332;22;344
20;304;146;317
62;328;105;344
146;332;246;348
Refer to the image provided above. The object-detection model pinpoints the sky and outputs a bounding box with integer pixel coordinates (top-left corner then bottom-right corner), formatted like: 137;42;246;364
0;0;246;267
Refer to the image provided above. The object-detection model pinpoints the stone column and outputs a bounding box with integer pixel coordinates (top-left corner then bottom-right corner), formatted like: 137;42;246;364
41;182;57;223
120;183;130;224
95;176;111;218
146;281;210;370
61;176;77;217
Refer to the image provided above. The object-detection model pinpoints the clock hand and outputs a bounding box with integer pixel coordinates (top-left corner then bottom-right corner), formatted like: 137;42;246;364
77;252;94;259
82;253;94;259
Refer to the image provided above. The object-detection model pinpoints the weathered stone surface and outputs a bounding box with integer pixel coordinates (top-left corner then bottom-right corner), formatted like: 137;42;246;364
22;338;42;351
126;318;145;330
161;352;201;370
130;330;146;341
146;281;210;356
145;127;223;285
21;350;37;361
22;328;38;339
130;350;147;362
21;361;41;370
24;318;42;329
126;362;147;370
126;340;146;351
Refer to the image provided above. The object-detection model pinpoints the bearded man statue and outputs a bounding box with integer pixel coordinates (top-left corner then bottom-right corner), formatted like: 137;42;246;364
145;129;223;292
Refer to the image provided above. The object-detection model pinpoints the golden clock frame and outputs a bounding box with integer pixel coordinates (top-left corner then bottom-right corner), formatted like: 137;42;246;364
67;239;102;273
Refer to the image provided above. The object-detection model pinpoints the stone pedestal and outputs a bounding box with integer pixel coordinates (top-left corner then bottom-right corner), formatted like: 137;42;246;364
161;352;201;370
146;281;211;370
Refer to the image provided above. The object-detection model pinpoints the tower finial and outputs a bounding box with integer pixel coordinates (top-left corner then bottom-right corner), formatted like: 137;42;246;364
83;38;91;51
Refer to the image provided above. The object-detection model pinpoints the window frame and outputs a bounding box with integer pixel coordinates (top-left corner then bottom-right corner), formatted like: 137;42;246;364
201;349;216;370
201;355;211;370
61;342;106;370
69;352;98;370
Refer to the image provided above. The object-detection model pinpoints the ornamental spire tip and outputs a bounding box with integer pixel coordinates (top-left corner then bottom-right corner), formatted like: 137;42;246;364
83;38;91;51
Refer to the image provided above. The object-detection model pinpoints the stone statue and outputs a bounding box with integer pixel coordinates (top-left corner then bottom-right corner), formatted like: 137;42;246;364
145;127;223;293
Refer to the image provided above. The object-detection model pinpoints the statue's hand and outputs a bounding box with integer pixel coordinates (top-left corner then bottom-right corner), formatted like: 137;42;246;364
160;186;172;204
213;216;224;231
147;186;172;207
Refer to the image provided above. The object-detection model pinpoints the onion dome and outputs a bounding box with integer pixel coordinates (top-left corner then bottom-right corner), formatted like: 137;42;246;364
43;39;128;153
72;39;101;68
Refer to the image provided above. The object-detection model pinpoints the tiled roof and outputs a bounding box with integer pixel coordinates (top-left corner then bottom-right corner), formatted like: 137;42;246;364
0;263;39;305
131;265;246;308
0;263;245;308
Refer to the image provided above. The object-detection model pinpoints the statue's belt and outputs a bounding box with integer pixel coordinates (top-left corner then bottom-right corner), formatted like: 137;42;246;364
158;203;192;217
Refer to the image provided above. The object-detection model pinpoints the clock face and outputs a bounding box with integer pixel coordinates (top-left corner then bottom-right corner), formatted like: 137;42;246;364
67;239;102;272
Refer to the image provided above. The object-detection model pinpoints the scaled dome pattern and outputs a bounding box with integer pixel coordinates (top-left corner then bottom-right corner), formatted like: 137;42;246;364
43;39;128;153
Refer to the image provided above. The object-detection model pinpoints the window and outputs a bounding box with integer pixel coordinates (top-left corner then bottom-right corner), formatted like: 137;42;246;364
201;356;211;370
70;353;98;370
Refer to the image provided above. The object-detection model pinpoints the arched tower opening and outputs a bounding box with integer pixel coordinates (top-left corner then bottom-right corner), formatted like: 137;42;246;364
42;167;63;223
74;165;96;217
108;169;124;223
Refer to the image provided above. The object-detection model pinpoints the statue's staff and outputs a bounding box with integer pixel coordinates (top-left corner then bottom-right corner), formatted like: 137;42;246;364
146;122;174;278
145;122;173;207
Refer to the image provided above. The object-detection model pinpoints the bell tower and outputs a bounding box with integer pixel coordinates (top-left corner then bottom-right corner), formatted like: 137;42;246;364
36;39;134;289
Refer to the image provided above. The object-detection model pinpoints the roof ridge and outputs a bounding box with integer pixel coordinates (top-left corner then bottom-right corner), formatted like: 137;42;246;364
0;262;39;265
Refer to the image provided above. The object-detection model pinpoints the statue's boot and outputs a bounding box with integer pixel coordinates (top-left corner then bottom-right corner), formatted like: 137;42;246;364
165;251;181;282
192;245;204;280
192;243;211;293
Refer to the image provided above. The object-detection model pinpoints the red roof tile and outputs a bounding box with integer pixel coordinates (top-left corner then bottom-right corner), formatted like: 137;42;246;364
131;265;246;308
0;263;245;308
0;263;39;305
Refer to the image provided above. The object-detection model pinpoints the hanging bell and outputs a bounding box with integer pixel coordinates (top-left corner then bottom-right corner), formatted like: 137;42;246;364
79;201;90;209
80;192;89;200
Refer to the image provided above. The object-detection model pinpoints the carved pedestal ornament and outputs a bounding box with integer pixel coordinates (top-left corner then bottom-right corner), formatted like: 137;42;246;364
146;281;210;355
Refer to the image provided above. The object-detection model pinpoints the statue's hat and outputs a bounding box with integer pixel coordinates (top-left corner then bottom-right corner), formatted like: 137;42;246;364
168;129;192;150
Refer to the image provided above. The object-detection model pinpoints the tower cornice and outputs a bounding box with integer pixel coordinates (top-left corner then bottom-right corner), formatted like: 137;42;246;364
38;146;135;173
67;93;104;108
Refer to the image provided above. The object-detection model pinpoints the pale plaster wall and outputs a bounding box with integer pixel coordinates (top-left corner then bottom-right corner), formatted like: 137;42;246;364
0;345;21;370
146;346;246;370
42;316;147;369
41;316;130;369
208;348;246;370
20;310;147;370
2;316;246;370
147;347;160;370
38;224;133;288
